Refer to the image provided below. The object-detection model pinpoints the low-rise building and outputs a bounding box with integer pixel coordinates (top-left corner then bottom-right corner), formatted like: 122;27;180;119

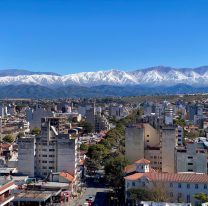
125;159;208;206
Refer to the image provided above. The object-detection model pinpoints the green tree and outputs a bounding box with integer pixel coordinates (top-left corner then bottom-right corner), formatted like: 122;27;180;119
104;154;127;190
87;144;109;163
194;193;208;203
3;134;15;143
127;184;169;204
80;143;89;151
31;128;41;135
17;132;25;138
78;121;94;133
174;118;186;127
85;158;100;175
127;188;151;204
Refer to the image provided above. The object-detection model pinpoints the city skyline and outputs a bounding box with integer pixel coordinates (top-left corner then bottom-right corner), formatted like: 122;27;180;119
1;0;208;74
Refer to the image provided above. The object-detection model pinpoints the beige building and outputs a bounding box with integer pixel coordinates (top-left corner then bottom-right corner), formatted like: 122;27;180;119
125;123;179;173
161;126;177;173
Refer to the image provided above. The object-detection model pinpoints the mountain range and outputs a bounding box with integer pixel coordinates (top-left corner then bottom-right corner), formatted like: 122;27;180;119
0;66;208;98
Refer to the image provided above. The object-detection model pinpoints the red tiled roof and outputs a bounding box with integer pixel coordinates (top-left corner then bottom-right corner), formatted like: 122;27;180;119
0;143;11;149
124;164;136;173
125;172;208;183
60;172;75;182
0;181;14;194
134;158;150;164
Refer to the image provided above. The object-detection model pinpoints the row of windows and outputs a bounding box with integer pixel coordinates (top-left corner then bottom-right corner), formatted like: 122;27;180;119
170;183;207;189
150;156;162;159
42;166;54;170
42;161;55;163
39;155;55;158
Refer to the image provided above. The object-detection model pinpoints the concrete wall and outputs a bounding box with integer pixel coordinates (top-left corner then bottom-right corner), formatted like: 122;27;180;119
125;126;144;163
162;126;177;173
143;123;160;148
177;143;207;173
18;137;35;177
57;137;76;176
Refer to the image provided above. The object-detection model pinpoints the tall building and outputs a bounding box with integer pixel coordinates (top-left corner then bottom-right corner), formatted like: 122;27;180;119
125;125;145;163
18;136;36;177
177;142;207;173
125;123;160;168
26;106;53;129
164;105;174;125
18;117;79;183
161;126;177;173
86;104;110;132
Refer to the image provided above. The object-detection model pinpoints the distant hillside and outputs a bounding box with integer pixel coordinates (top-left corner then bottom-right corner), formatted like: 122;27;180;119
0;84;208;99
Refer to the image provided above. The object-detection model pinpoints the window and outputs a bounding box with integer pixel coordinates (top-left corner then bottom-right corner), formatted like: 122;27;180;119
127;183;129;188
204;184;207;189
49;149;55;152
49;155;55;157
178;183;181;188
42;161;47;163
132;182;135;186
188;169;193;172
188;156;193;159
170;183;173;188
49;161;54;164
170;192;173;197
187;184;190;189
195;184;198;189
188;163;193;165
42;155;47;157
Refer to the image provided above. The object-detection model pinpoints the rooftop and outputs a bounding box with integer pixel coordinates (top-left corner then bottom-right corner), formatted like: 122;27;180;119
13;190;57;202
125;171;208;183
134;158;150;164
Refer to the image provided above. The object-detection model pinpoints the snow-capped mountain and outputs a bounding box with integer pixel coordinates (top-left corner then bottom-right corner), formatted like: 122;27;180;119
0;66;208;87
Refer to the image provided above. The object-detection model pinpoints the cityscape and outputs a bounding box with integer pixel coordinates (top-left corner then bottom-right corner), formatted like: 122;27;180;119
0;95;208;206
1;0;208;206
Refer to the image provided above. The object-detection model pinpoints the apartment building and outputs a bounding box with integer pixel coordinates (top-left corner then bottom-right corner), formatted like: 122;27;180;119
18;117;79;183
177;142;207;173
125;159;208;206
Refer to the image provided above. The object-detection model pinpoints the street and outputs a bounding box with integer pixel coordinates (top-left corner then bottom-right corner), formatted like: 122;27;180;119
75;178;110;206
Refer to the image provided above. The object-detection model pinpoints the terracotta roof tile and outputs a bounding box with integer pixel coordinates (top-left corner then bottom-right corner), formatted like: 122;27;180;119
134;158;150;164
125;172;208;183
60;172;75;182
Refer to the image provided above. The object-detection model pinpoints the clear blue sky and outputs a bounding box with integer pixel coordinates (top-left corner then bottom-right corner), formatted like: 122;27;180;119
0;0;208;75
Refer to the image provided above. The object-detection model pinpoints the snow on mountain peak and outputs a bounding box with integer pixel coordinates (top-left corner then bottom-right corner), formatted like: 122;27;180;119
0;67;208;87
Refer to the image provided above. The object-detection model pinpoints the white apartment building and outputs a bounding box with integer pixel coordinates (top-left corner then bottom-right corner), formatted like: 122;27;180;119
18;117;80;184
125;159;208;206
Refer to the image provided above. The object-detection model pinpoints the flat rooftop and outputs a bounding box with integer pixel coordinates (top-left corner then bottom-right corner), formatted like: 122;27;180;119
31;181;69;189
14;190;57;202
0;167;16;174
